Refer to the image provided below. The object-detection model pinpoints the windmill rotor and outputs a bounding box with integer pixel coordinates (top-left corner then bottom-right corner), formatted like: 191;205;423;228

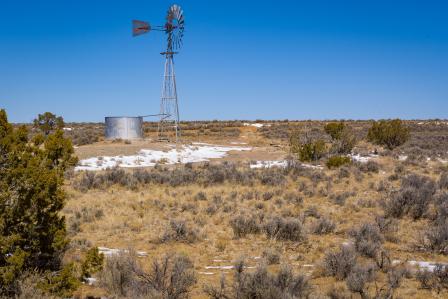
132;4;184;52
165;4;185;51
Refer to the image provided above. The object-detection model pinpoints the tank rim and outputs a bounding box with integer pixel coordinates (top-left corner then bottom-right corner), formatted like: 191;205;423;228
105;116;143;119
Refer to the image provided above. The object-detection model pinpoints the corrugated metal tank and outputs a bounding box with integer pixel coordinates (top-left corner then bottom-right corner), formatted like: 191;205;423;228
105;116;143;140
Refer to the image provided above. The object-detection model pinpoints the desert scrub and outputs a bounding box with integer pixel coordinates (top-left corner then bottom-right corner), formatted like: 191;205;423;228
99;251;196;299
291;137;326;162
367;119;410;150
161;219;200;243
262;248;281;265
419;222;448;255
73;163;290;190
324;121;346;140
416;265;448;291
230;214;261;238
264;216;307;242
325;121;357;154
384;174;436;219
326;155;351;169
312;216;336;235
322;245;357;280
330;191;354;206
356;160;380;173
205;260;310;299
349;223;384;258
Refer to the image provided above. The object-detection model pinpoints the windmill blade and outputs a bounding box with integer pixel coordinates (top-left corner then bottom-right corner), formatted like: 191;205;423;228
164;4;184;50
132;20;151;37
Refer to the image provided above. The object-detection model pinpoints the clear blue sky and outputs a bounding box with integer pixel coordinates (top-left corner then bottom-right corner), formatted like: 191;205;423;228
1;0;447;122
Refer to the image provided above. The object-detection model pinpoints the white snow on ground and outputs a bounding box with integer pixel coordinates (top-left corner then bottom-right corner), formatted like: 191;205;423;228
63;127;73;131
205;265;234;270
249;160;323;170
85;277;97;285
243;123;270;128
205;265;256;270
301;163;324;170
98;247;148;257
349;153;379;163
75;144;252;171
408;261;441;272
250;160;289;169
392;260;447;272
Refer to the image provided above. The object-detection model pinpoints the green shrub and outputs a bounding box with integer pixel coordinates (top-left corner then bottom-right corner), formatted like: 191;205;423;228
0;109;77;296
81;247;104;279
290;132;326;162
325;122;357;154
367;119;410;150
298;140;326;162
325;122;345;140
326;156;352;169
40;263;80;298
336;127;357;154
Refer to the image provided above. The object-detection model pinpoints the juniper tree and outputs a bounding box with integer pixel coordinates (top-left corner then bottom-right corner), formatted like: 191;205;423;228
367;119;410;150
0;109;77;295
33;111;64;136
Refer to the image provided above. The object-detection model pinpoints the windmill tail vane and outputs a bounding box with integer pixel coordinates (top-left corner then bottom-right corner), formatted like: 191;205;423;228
132;20;151;36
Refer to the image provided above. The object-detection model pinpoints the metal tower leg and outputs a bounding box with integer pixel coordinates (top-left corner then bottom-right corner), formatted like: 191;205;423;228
158;53;180;142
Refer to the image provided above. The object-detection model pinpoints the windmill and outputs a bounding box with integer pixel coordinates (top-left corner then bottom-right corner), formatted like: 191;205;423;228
133;4;185;142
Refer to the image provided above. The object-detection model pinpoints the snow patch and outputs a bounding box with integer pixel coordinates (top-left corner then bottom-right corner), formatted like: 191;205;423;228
393;260;447;272
301;163;324;170
249;160;323;170
349;153;379;163
63;127;73;131
250;160;288;169
85;277;97;285
98;247;147;257
398;155;408;161
244;123;269;128
408;261;440;272
205;265;235;270
205;265;256;270
75;144;252;171
199;272;215;275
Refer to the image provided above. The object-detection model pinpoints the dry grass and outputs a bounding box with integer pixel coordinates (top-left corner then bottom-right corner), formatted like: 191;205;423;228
62;120;448;298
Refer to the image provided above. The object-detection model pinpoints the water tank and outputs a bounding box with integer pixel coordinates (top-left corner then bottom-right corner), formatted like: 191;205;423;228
105;116;143;140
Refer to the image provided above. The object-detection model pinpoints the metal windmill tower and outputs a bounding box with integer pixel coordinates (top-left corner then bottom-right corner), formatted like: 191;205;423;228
133;4;185;142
